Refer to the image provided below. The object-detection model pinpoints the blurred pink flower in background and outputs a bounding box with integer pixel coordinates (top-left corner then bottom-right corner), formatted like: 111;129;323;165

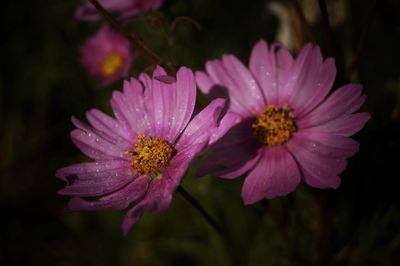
75;0;165;22
196;40;370;205
56;66;226;235
80;25;132;86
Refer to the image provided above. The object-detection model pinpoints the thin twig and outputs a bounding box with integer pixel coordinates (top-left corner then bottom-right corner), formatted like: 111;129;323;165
177;185;223;236
170;16;202;34
347;0;378;77
87;0;164;66
291;0;316;43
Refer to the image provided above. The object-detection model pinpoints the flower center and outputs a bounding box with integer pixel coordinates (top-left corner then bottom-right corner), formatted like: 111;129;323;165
101;52;124;77
252;104;297;146
126;134;174;176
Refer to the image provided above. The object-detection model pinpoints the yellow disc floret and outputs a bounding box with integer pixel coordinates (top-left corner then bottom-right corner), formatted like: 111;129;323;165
126;134;174;176
252;104;297;146
101;52;124;77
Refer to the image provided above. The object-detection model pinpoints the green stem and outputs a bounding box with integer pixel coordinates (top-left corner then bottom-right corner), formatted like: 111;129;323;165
177;185;223;236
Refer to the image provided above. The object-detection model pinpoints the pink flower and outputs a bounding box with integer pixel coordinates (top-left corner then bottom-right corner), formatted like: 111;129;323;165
196;40;370;205
80;26;132;87
75;0;164;22
56;66;226;235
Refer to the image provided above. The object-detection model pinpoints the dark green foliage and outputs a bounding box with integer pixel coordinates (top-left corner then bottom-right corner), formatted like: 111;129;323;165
1;0;400;265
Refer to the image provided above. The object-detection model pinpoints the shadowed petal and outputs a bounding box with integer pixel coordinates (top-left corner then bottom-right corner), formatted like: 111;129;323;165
198;137;259;179
209;112;242;145
212;148;261;179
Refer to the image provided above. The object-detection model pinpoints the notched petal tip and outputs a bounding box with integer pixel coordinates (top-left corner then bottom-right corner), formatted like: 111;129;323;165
153;65;167;78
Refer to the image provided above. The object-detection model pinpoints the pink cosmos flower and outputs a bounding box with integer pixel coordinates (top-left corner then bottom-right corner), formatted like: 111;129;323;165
80;25;132;87
196;40;370;205
56;66;226;235
75;0;164;22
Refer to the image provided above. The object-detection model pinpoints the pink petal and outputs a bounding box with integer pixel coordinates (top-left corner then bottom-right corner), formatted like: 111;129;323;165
149;66;173;139
282;45;336;116
221;55;264;112
110;79;153;136
70;128;129;161
286;137;345;189
278;43;314;103
241;146;301;204
297;83;366;129
249;40;293;105
67;176;149;211
195;71;231;101
195;70;215;95
205;59;258;116
149;66;196;142
291;130;360;159
308;112;370;136
292;58;336;117
86;109;131;142
85;110;132;151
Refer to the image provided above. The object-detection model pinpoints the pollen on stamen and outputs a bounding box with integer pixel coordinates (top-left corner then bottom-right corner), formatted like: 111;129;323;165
126;134;174;176
252;104;297;146
101;52;124;77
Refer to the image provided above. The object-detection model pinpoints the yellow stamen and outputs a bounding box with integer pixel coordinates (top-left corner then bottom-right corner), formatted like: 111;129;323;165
101;52;124;77
252;104;297;145
126;134;174;176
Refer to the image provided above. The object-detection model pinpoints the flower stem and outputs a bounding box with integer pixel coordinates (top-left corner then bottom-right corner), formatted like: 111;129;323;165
87;0;165;66
177;185;223;236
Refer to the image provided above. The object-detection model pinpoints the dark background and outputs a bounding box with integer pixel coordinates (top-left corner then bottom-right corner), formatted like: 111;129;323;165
1;0;400;265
